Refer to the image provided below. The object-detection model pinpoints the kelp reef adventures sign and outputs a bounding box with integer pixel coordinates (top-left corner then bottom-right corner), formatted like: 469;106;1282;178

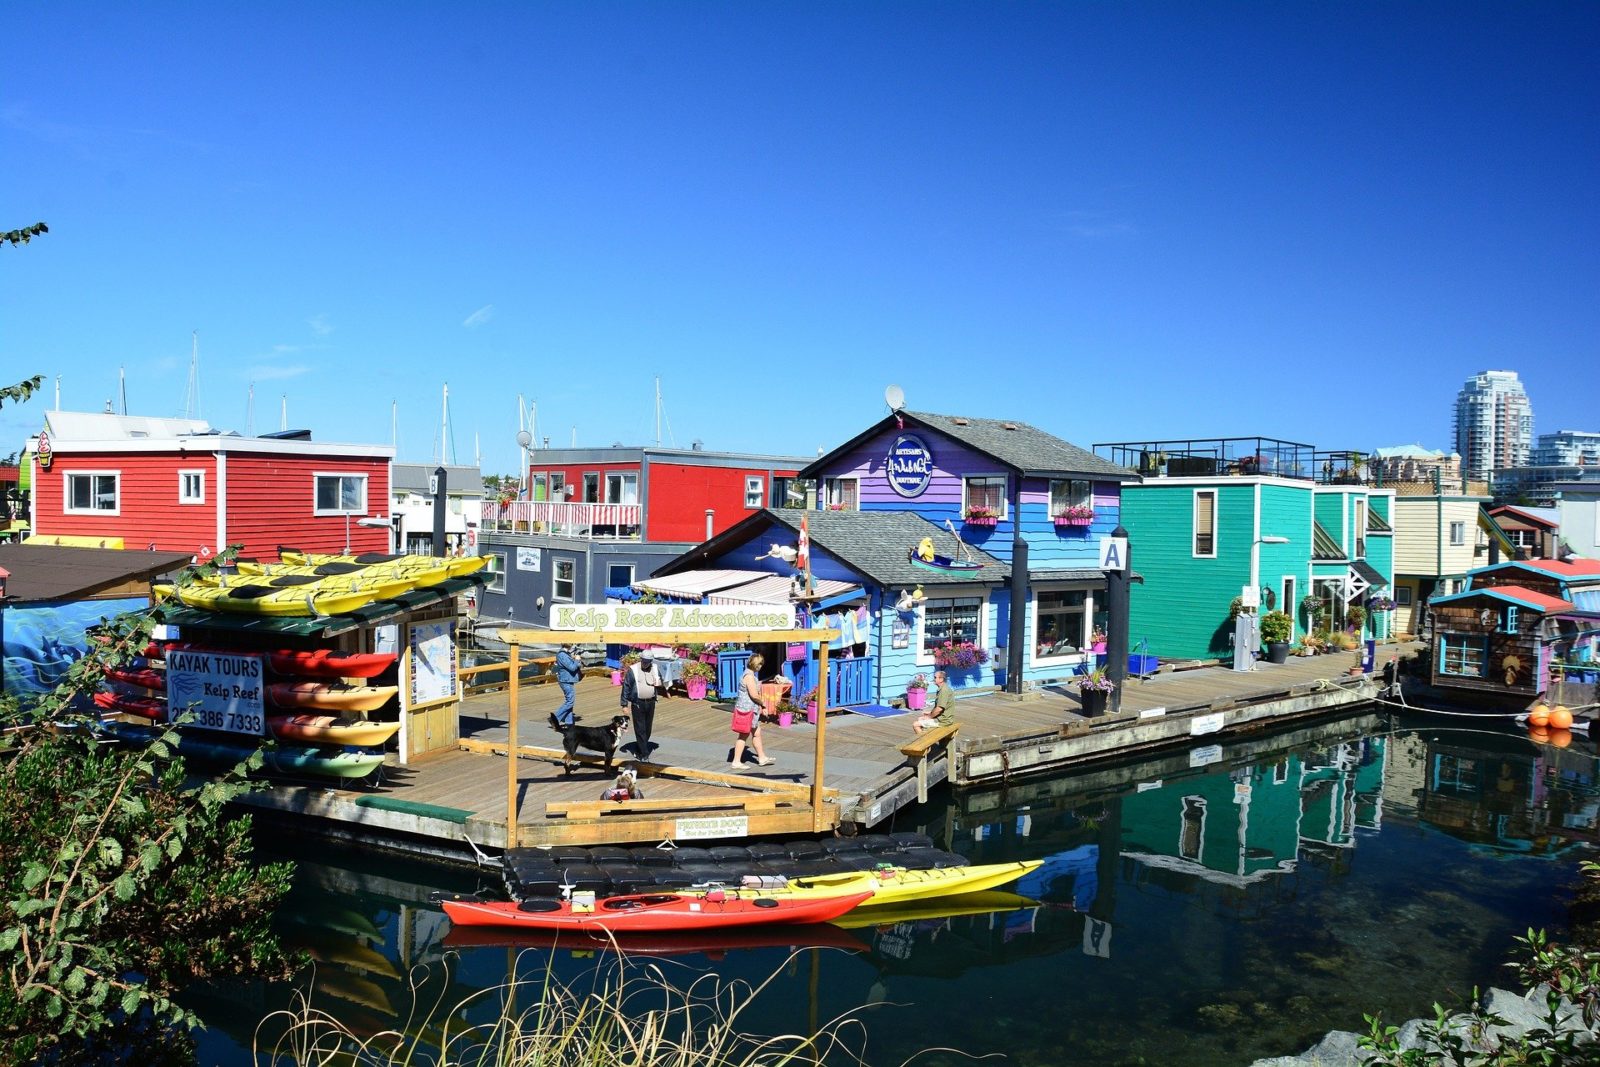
550;603;797;633
886;432;933;497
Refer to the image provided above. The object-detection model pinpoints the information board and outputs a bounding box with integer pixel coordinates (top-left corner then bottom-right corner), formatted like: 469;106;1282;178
407;619;459;709
166;649;265;736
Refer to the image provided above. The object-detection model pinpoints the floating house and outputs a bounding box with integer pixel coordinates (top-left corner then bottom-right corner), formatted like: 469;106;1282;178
1427;558;1600;703
1091;438;1396;662
1390;488;1512;636
652;409;1137;705
1487;504;1561;561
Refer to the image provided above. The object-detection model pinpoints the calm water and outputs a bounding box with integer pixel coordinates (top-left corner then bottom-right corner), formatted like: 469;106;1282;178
188;709;1594;1066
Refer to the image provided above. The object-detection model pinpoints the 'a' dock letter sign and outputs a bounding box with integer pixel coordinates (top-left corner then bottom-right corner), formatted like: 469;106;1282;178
885;433;933;497
1099;536;1127;571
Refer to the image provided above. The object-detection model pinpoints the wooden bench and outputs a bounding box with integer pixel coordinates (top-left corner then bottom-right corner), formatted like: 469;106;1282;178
899;723;961;803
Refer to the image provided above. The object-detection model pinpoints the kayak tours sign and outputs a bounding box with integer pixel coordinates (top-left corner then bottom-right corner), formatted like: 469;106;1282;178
550;603;797;633
166;649;265;736
885;433;934;497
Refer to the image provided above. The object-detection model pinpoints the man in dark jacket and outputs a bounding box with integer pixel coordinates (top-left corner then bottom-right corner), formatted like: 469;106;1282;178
550;643;583;729
620;656;661;757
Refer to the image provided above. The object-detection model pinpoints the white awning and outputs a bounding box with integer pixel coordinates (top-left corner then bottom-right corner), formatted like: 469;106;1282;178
633;569;774;598
707;574;862;607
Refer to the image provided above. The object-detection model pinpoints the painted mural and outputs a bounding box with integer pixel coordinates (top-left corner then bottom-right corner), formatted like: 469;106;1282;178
1;597;146;696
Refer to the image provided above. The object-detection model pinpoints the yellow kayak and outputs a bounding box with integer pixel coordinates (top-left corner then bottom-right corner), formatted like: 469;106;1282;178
159;580;385;617
268;714;401;746
191;571;414;601
239;557;454;588
832;890;1039;929
793;860;1043;908
279;551;487;582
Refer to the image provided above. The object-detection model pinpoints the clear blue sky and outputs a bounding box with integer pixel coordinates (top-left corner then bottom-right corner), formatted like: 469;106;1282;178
4;2;1596;475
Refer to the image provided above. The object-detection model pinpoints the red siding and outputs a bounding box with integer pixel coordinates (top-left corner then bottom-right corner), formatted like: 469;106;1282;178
32;451;219;553
224;455;391;559
32;449;390;559
646;463;797;542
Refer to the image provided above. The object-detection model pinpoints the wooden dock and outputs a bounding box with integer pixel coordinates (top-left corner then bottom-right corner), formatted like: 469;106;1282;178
227;646;1403;863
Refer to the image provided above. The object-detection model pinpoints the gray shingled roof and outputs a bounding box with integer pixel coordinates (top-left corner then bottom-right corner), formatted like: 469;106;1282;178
905;411;1137;480
763;509;1008;587
0;545;192;602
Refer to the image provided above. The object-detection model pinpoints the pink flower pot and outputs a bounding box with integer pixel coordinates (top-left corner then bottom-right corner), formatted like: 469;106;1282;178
685;677;708;701
906;687;927;711
610;669;623;686
778;711;794;728
806;705;819;724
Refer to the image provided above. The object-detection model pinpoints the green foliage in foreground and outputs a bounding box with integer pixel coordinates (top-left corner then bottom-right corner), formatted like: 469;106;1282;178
1358;862;1600;1065
0;568;297;1065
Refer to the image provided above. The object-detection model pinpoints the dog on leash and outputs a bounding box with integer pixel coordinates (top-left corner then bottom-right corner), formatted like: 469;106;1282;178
600;765;644;802
559;715;630;775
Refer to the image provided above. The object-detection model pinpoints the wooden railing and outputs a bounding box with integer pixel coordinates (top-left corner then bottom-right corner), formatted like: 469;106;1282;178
482;500;642;540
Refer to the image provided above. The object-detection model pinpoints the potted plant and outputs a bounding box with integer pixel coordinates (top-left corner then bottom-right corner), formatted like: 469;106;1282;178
1260;609;1293;664
682;659;715;701
905;673;929;711
1053;503;1095;527
932;641;990;670
797;687;818;725
964;504;1001;526
1077;668;1115;717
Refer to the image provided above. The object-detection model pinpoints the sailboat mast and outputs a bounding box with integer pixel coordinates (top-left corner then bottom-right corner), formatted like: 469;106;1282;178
655;376;661;447
246;383;255;436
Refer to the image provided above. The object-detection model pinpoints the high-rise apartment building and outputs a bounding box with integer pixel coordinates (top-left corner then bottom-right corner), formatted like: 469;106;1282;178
1453;370;1533;481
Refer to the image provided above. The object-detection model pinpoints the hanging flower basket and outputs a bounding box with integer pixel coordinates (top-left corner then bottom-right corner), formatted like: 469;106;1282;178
932;642;989;670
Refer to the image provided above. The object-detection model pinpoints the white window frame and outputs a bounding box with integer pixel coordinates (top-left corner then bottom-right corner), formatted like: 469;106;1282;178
549;471;567;499
962;473;1009;520
913;587;989;668
607;563;635;590
64;471;121;515
744;475;764;509
1281;577;1297;639
822;475;859;511
313;472;368;516
1048;478;1092;518
605;472;639;505
582;472;601;502
1354;499;1367;558
178;469;205;505
1449;521;1466;546
1031;585;1096;666
553;557;577;602
485;551;507;593
1193;489;1218;558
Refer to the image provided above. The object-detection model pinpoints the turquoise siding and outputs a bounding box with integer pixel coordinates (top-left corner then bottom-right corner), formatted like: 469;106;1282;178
1258;482;1315;642
1121;758;1304;880
1123;482;1255;661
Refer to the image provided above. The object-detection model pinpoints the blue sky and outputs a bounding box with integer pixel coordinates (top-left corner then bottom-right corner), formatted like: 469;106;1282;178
4;2;1596;474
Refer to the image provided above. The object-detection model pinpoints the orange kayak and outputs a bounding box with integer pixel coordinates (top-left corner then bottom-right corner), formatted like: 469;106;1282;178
267;683;398;713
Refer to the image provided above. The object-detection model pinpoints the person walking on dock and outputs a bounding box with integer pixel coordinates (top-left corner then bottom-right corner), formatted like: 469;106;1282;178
913;670;956;734
730;653;776;768
551;643;582;730
621;656;661;758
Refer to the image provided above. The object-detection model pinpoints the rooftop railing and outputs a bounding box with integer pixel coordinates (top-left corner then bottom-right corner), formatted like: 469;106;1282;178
1094;437;1317;480
481;500;641;540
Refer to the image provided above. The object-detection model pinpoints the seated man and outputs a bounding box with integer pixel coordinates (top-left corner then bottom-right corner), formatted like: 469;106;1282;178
912;670;956;735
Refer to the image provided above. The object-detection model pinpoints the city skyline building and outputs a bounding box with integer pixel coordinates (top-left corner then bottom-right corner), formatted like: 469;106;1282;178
1453;370;1534;482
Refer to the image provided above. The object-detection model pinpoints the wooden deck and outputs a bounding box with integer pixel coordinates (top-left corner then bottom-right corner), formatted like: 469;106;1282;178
227;646;1405;862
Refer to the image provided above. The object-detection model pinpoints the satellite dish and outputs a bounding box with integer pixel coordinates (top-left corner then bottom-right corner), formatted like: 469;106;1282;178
885;384;905;412
516;430;532;448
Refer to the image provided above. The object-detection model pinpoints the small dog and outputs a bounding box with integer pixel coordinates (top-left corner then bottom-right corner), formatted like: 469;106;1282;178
599;765;644;802
559;715;630;775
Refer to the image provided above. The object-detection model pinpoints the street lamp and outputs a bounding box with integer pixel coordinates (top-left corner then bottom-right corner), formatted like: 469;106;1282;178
346;514;394;553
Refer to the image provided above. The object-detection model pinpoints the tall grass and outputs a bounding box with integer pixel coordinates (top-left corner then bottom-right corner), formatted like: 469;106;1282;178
255;944;958;1067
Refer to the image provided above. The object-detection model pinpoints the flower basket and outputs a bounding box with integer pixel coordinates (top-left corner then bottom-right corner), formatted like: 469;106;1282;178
685;676;708;701
964;514;999;527
1053;514;1093;527
932;642;989;670
906;687;927;711
778;710;795;728
1077;668;1115;715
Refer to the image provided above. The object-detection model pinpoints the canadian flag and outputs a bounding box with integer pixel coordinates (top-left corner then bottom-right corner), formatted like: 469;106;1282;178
796;515;810;574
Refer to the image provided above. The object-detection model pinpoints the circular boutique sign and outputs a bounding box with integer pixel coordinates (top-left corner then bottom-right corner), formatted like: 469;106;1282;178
885;433;934;497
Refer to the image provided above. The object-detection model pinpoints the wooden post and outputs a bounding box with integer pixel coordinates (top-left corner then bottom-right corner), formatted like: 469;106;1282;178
506;642;520;849
812;641;829;831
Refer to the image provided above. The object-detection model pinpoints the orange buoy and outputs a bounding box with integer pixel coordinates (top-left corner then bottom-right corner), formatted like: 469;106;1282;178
1529;704;1551;728
1551;729;1574;748
1529;726;1552;744
1550;706;1574;730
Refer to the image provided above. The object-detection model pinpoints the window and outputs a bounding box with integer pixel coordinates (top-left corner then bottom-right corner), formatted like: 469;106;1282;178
963;475;1007;519
1035;589;1088;659
1354;500;1367;558
65;472;119;513
1396;586;1414;606
822;477;858;511
604;472;639;505
1449;521;1466;546
921;595;982;657
178;470;205;505
744;476;764;508
1439;633;1487;677
485;551;507;593
1049;479;1091;518
582;472;600;503
607;563;635;589
315;474;367;514
1193;490;1217;557
530;472;548;501
553;558;576;601
1281;577;1297;636
549;472;566;500
1501;606;1519;634
772;477;815;509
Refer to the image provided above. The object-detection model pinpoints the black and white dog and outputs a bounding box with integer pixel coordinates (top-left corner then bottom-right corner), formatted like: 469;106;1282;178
558;715;630;775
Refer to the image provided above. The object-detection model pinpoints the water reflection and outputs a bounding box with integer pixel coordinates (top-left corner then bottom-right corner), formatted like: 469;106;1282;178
191;711;1594;1067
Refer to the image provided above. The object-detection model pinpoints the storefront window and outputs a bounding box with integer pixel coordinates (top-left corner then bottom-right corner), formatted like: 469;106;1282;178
922;596;981;654
1036;590;1087;658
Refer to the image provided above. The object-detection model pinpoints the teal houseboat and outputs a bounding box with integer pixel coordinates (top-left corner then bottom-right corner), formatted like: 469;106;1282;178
1093;438;1396;663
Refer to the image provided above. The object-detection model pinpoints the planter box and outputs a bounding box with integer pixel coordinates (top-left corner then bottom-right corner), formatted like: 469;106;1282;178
1053;515;1093;527
964;515;1000;526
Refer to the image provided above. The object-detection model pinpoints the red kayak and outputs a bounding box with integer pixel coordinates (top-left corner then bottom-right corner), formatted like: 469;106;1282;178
105;666;165;691
266;649;397;679
93;691;166;720
439;890;872;933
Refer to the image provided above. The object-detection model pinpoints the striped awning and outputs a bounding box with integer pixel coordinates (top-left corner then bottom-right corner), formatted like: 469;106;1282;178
632;569;772;599
706;574;862;606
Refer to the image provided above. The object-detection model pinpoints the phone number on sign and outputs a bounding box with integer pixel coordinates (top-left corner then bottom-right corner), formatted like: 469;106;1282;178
184;708;265;735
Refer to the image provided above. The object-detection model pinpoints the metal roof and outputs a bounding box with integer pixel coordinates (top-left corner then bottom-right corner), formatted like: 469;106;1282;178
1312;521;1345;560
